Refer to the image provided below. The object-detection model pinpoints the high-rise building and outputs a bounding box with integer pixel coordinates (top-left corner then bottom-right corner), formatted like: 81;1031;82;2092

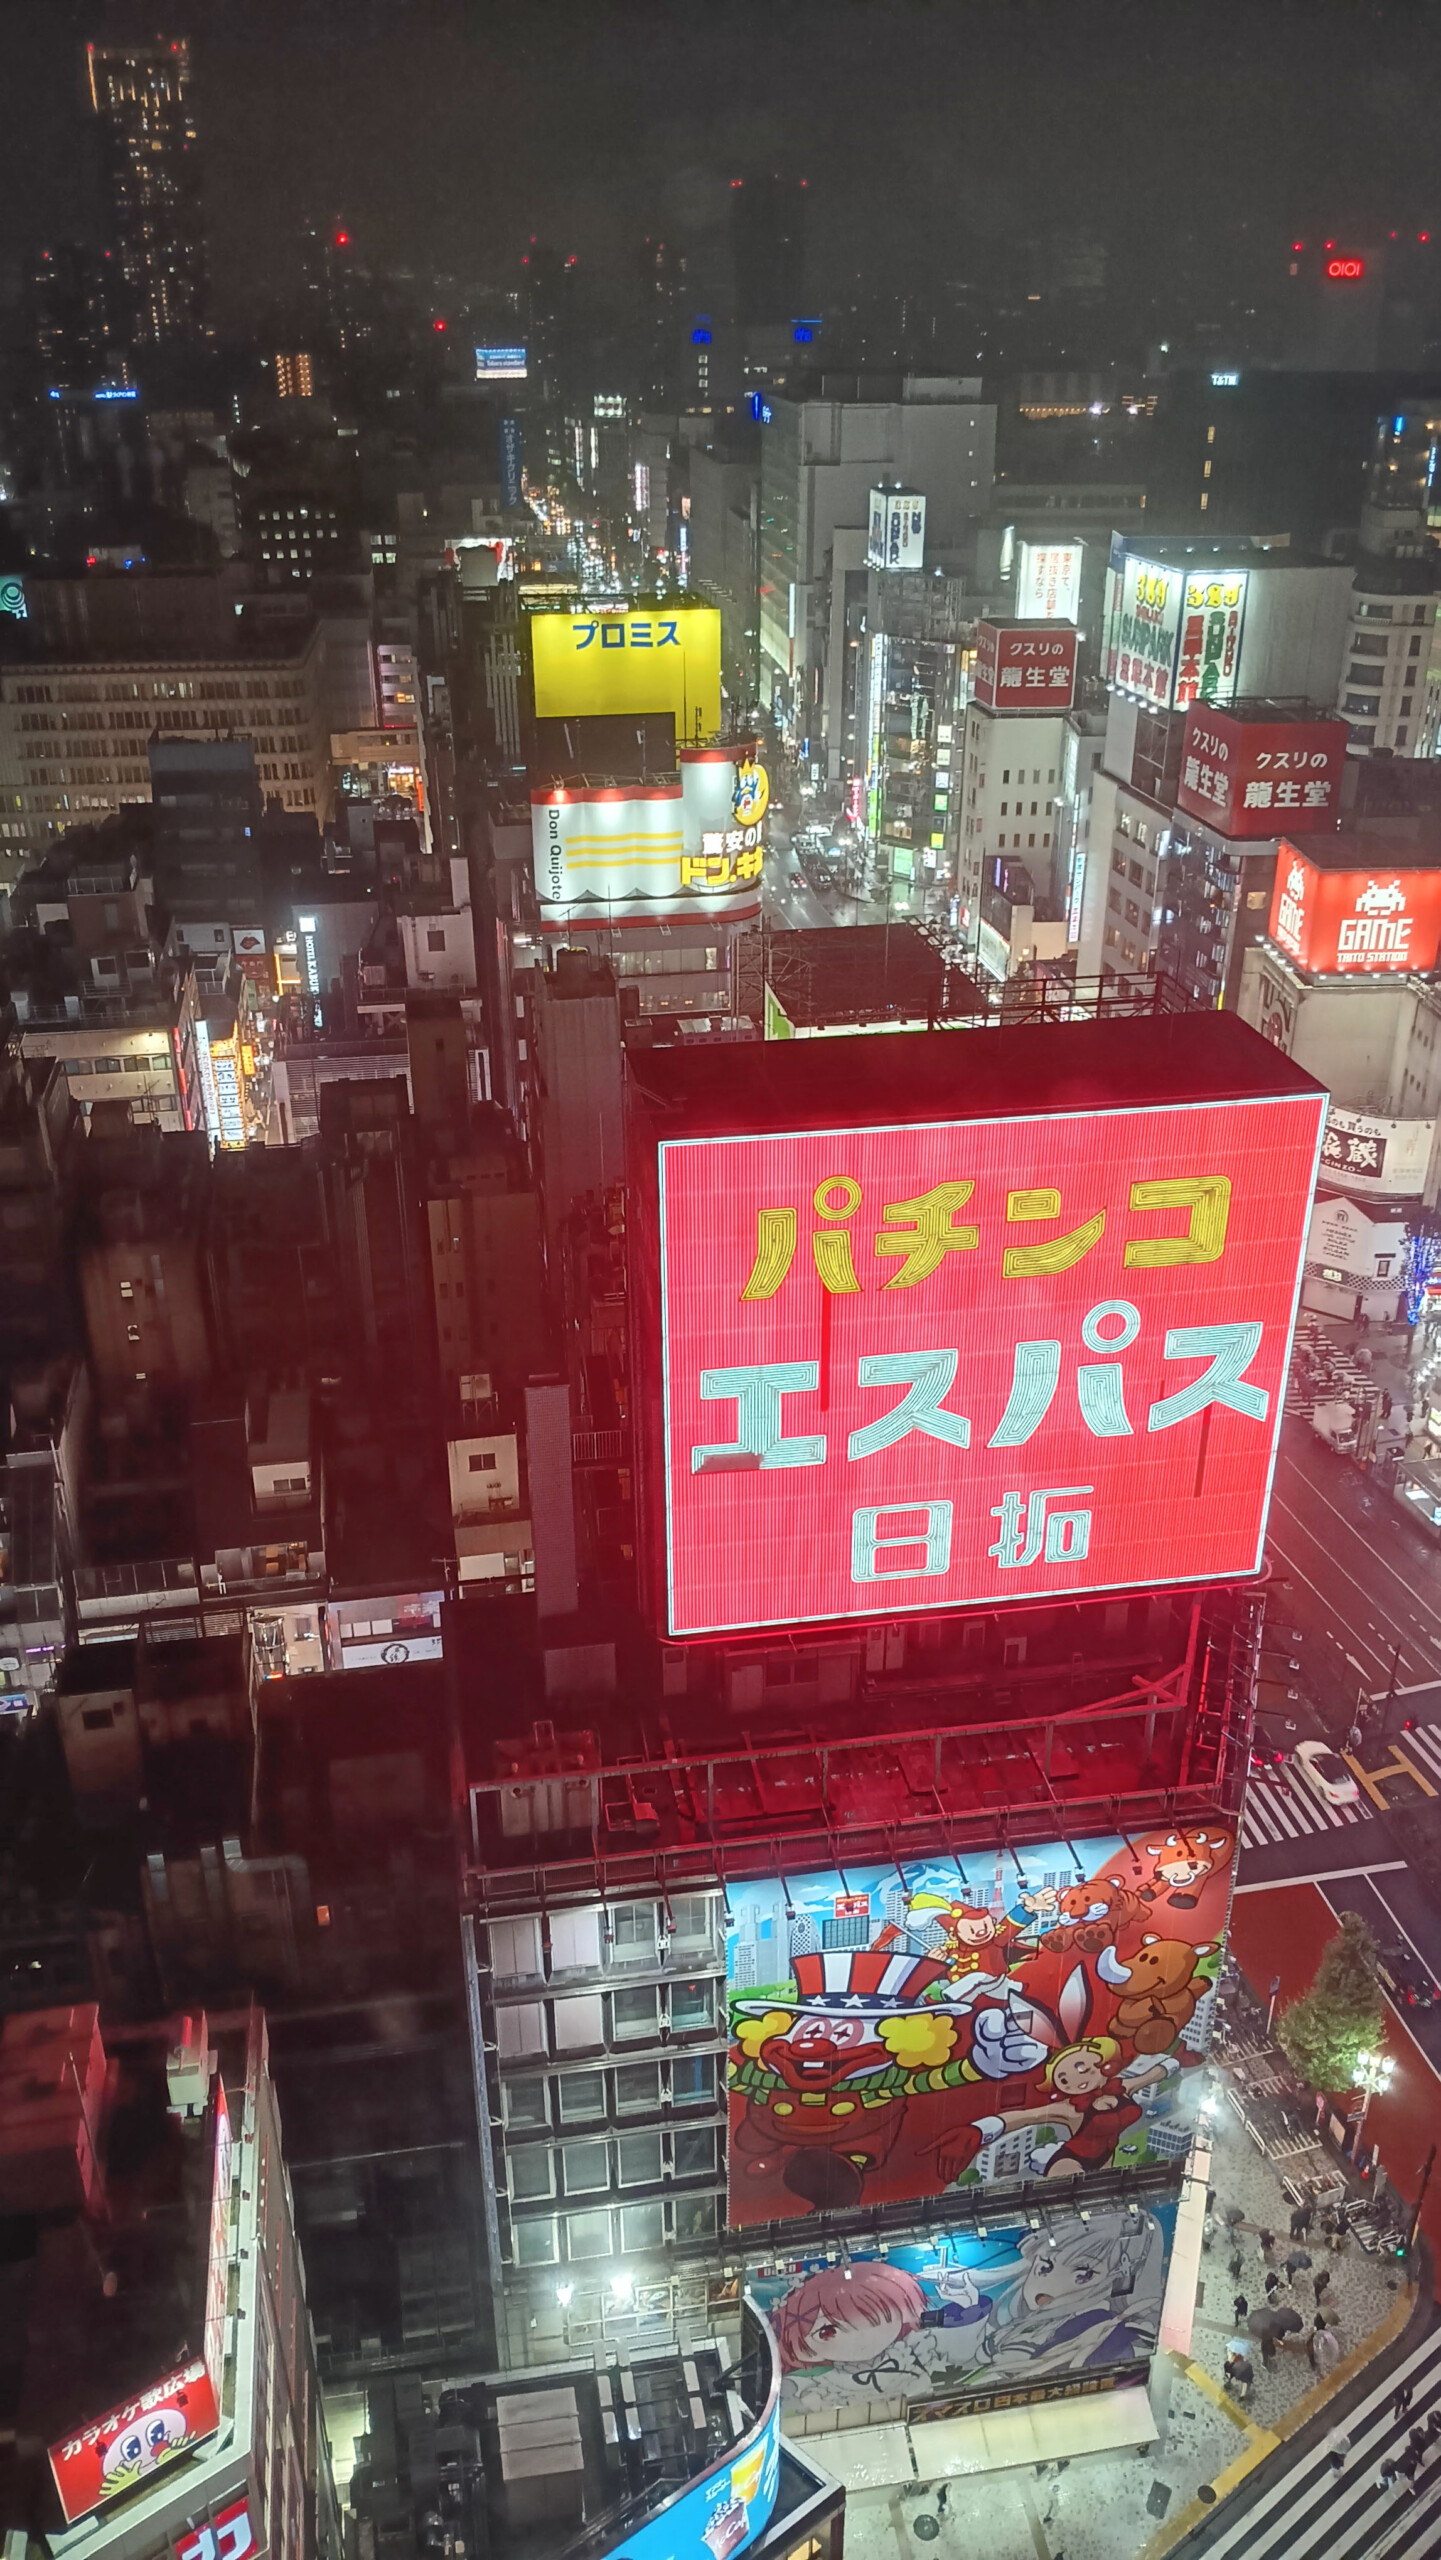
758;378;996;752
86;37;206;346
31;243;124;388
731;173;806;326
275;349;315;399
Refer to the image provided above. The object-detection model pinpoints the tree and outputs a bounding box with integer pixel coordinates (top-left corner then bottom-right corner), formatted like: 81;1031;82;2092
1275;1912;1384;2093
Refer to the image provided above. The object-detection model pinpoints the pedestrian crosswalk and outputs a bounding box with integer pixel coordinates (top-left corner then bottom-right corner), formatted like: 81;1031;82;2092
1240;1769;1371;1850
1239;1720;1441;1851
1194;2322;1441;2557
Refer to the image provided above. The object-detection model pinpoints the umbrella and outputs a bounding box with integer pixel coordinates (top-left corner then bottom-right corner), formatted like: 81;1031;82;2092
1248;2308;1291;2339
1272;2307;1304;2334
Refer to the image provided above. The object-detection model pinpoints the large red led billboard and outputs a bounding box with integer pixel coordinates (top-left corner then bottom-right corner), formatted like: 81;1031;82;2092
638;1027;1325;1637
1175;709;1348;840
1269;844;1441;975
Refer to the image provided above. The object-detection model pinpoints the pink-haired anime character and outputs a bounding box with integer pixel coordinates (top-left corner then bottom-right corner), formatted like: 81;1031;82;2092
772;2262;949;2412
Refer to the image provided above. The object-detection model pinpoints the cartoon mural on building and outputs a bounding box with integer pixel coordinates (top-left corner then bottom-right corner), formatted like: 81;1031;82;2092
753;2210;1170;2421
725;1829;1227;2225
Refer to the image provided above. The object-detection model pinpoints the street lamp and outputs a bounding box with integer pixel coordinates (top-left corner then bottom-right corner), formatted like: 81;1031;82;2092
1352;2047;1396;2128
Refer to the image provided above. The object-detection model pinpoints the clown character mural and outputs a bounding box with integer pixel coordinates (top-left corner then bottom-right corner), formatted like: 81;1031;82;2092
754;2210;1170;2421
724;1833;1230;2224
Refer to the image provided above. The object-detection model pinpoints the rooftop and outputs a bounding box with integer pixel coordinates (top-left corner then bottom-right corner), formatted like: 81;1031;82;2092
762;922;983;1028
624;1005;1321;1141
456;1584;1257;1915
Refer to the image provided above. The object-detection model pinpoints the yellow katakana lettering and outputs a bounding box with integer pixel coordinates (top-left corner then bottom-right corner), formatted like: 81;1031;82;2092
1124;1175;1231;1268
1002;1186;1106;1278
875;1183;978;1289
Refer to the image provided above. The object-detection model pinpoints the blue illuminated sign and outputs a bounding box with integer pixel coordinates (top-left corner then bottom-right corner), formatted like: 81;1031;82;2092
692;327;712;346
747;394;773;424
95;386;138;401
605;2394;780;2560
499;416;523;509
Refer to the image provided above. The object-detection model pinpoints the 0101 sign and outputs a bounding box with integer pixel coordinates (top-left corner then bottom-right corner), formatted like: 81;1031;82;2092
653;1089;1324;1636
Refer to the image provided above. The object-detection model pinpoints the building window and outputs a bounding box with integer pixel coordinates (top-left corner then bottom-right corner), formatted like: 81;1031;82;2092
614;2062;663;2113
426;928;446;953
496;2003;546;2060
669;1896;715;1954
620;2203;664;2252
672;2055;715;2105
612;1986;660;2042
564;2209;613;2260
560;2139;609;2195
673;2127;717;2179
617;2133;663;2187
503;2077;548;2129
611;1903;658;1964
513;2218;558;2267
670;1979;713;2035
673;2195;717;2240
509;2146;555;2203
556;2070;606;2122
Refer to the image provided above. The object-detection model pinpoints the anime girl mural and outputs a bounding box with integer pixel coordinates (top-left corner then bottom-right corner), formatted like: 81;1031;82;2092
771;2262;960;2414
759;2210;1168;2420
974;2210;1166;2383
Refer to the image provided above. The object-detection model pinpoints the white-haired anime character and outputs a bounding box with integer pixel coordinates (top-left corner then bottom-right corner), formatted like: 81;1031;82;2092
975;2209;1165;2382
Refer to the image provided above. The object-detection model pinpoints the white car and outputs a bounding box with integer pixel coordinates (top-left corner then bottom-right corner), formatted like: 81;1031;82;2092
1291;1739;1361;1809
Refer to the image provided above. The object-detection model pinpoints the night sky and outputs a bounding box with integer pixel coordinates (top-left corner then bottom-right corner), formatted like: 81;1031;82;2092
5;0;1441;328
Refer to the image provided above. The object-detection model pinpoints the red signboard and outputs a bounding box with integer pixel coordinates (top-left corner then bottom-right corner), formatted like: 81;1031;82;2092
1269;844;1441;975
972;623;1077;713
1176;709;1349;840
176;2497;256;2560
49;2358;221;2525
651;1077;1324;1637
1326;256;1366;279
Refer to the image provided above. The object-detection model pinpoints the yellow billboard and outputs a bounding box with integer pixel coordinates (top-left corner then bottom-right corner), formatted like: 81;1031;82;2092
530;606;721;741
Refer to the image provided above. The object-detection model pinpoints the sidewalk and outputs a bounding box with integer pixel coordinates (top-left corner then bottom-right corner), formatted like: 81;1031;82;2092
834;2100;1413;2560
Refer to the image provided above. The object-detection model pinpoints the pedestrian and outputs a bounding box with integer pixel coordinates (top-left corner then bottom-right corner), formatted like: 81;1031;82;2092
935;2486;950;2521
1290;2202;1314;2240
1427;2408;1441;2445
1409;2427;1428;2467
1223;2203;1245;2235
1285;2247;1312;2279
1313;2269;1330;2307
1234;2293;1249;2325
1325;2425;1350;2473
1379;2455;1400;2491
1227;2244;1244;2280
1261;2332;1277;2369
1400;2448;1421;2485
1313;2320;1342;2379
1394;2379;1414;2423
1258;2227;1275;2259
1203;2203;1217;2253
1264;2270;1281;2301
